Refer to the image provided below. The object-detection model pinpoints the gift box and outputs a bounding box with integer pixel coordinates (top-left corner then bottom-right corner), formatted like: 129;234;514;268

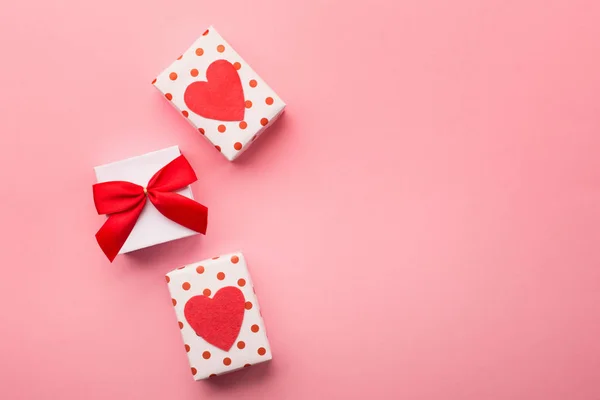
93;146;208;261
153;26;286;161
166;252;272;380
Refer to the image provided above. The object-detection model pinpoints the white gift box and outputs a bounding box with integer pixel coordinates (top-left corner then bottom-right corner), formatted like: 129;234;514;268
94;146;198;254
153;26;286;161
166;252;272;380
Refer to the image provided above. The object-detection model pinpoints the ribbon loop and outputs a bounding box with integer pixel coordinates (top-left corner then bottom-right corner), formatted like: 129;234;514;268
93;155;208;262
93;181;145;215
147;155;198;193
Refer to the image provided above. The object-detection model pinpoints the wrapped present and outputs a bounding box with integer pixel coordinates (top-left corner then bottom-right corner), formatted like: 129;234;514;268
153;26;286;161
166;253;272;380
93;146;208;262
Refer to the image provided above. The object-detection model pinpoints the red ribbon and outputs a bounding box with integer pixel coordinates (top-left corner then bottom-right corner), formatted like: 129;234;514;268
93;155;208;262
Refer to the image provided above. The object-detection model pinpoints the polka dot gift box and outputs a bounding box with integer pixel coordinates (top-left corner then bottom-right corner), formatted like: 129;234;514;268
166;252;272;380
153;26;286;161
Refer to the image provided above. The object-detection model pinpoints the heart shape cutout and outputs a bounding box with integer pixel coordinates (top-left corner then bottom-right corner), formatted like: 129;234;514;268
184;286;245;351
184;60;245;121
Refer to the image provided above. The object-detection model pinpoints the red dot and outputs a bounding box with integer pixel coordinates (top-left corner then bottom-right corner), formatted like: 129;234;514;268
239;121;247;129
203;351;211;359
190;68;199;77
237;341;246;349
249;79;257;88
260;118;268;126
195;48;204;56
198;128;205;135
182;110;189;118
223;357;231;366
151;78;157;84
251;324;259;333
212;256;220;260
182;282;191;290
164;93;173;101
203;288;211;296
196;265;204;274
217;44;225;53
209;374;217;378
177;55;182;60
165;275;170;283
217;272;225;280
245;301;253;310
218;124;226;133
234;142;242;151
244;364;251;368
191;367;197;375
233;62;241;70
185;344;190;352
257;347;266;356
245;100;252;109
169;72;178;80
265;97;274;105
237;279;246;287
172;299;177;306
178;321;184;329
215;145;221;152
231;255;239;264
202;29;209;36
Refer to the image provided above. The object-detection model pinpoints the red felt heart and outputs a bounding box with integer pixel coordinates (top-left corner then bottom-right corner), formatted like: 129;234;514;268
183;60;245;121
184;286;245;351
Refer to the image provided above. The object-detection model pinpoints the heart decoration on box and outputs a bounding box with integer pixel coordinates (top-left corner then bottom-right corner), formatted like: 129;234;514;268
184;60;245;121
184;286;245;351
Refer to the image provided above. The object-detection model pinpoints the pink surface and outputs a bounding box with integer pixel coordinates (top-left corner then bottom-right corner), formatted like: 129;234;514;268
0;0;599;398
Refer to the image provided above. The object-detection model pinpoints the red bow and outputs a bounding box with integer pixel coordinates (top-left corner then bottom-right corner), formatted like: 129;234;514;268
93;155;208;262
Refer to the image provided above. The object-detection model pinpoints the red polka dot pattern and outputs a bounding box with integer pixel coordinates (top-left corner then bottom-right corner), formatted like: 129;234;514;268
166;253;272;379
155;27;285;162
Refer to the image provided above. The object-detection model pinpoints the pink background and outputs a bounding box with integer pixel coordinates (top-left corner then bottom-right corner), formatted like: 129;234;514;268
1;0;599;398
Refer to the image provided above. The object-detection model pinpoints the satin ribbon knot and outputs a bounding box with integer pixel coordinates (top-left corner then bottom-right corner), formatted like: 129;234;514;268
93;155;208;262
